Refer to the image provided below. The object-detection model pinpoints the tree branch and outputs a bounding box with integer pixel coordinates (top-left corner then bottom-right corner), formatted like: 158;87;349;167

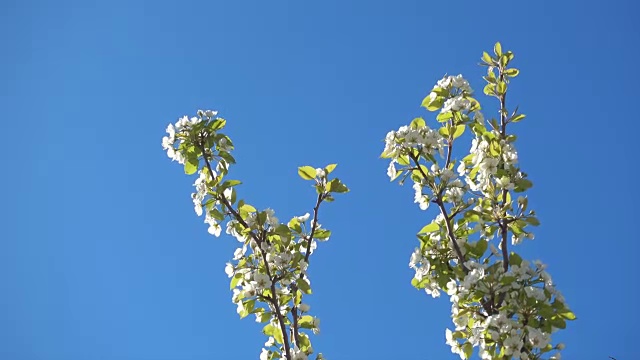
198;139;292;360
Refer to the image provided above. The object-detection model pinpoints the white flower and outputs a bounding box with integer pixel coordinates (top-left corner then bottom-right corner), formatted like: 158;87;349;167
446;280;458;295
291;349;308;360
299;303;310;313
254;273;272;289
299;259;308;273
224;263;234;278
174;116;189;131
437;75;452;89
312;317;321;334
442;96;471;113
456;161;467;176
274;252;292;268
243;282;256;297
387;161;397;179
223;187;233;200
524;286;547;301
296;213;310;223
265;336;276;347
236;301;245;315
496;176;514;190
412;182;429;210
260;348;270;360
194;203;203;216
315;168;326;178
233;247;245;260
264;208;279;228
206;219;221;237
451;74;472;93
409;248;423;269
161;136;173;150
204;109;218;118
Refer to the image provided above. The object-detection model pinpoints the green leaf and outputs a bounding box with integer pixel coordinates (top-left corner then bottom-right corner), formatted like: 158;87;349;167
419;222;439;234
452;125;466;139
410;117;426;129
313;229;331;239
297;278;312;294
559;310;577;320
239;299;254;319
295;289;302;306
288;218;302;233
209;208;225;221
262;323;283;344
525;217;540;226
497;81;507;95
257;311;271;323
299;315;314;328
511;114;526;123
324;163;337;174
327;178;349;193
509;252;523;266
298;333;311;352
213;119;228;131
184;156;199;175
230;272;242;289
483;83;495;96
298;166;316;180
514;178;533;192
550;316;567;329
240;203;256;213
424;97;444;111
505;68;520;77
482;51;493;64
220;179;241;189
397;155;410;166
489;141;501;156
472;239;488;258
436;111;453;122
439;127;449;137
494;42;502;56
485;70;497;83
263;323;276;336
462;342;473;359
218;151;236;165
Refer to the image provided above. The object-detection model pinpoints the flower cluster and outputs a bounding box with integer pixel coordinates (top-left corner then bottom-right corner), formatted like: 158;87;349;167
383;44;574;359
163;112;348;360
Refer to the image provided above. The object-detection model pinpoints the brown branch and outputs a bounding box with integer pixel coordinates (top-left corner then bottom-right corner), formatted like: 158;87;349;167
290;283;301;348
435;200;469;273
303;193;324;267
498;68;510;275
409;153;468;273
198;139;292;360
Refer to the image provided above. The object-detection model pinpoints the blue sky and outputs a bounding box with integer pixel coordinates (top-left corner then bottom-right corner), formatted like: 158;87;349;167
1;0;638;359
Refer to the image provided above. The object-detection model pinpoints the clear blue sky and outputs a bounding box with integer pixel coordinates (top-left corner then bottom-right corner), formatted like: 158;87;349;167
2;0;638;359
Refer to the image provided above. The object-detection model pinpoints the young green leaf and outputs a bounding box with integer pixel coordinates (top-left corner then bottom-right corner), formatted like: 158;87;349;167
297;278;312;294
419;222;440;234
298;166;316;180
494;42;503;56
324;163;337;174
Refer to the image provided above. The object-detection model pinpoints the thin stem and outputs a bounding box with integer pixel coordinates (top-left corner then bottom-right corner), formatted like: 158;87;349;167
409;153;468;273
199;139;292;360
303;193;324;267
291;284;301;348
498;69;510;274
435;200;469;273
